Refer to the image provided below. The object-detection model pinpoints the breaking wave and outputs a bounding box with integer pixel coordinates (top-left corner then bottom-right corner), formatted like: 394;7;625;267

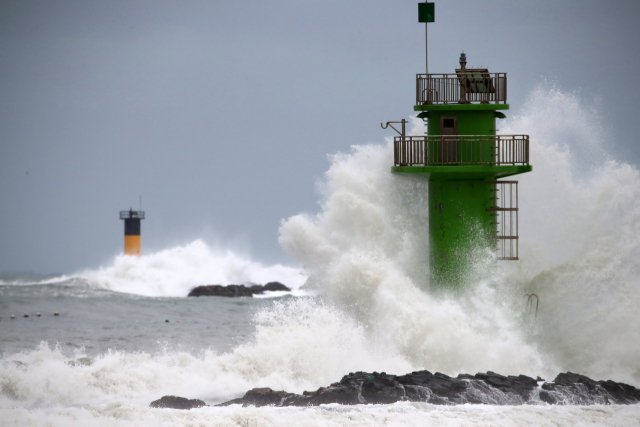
2;87;640;426
1;240;307;297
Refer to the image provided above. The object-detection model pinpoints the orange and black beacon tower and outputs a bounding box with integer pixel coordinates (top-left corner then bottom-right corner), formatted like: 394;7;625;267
120;208;145;256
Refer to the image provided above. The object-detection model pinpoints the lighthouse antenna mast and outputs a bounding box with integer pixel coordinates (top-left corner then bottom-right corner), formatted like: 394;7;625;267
418;2;435;74
425;8;428;74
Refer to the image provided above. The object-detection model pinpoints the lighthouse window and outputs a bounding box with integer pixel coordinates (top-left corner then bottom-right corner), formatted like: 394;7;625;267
443;118;455;128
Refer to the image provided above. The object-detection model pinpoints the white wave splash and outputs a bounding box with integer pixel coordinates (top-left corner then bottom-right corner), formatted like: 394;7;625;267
1;241;307;297
4;400;640;427
76;240;307;297
2;88;640;426
1;344;638;426
278;134;546;379
499;86;640;384
277;86;640;385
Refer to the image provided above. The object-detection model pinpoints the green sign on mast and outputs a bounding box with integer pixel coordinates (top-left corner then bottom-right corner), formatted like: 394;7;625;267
382;2;532;292
419;2;434;74
418;2;435;23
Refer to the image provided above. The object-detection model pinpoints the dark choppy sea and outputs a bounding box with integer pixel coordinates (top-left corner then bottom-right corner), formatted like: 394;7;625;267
1;277;267;356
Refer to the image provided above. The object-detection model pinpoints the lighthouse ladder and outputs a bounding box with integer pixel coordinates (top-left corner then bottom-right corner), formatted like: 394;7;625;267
486;181;518;260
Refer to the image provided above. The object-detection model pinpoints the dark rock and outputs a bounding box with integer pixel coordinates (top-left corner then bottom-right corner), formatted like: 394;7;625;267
553;372;598;388
539;390;557;404
217;388;296;407
397;370;469;403
217;397;244;406
306;372;368;405
305;384;362;406
281;394;312;406
473;371;538;400
216;370;640;407
540;372;640;405
248;285;264;294
262;282;291;292
361;375;406;404
150;395;207;409
456;373;475;380
597;380;640;404
188;282;291;297
188;284;255;297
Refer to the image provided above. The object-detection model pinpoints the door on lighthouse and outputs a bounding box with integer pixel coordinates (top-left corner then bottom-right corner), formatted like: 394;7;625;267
440;116;458;164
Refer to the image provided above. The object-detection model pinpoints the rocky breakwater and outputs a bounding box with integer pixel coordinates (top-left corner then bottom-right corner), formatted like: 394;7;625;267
215;371;640;407
187;281;290;297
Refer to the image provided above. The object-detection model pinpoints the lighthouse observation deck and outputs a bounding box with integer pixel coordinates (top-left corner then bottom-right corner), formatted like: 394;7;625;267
416;71;507;105
120;210;145;220
394;135;528;167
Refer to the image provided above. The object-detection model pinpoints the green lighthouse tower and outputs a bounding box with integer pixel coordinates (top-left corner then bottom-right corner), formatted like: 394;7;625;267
385;2;532;291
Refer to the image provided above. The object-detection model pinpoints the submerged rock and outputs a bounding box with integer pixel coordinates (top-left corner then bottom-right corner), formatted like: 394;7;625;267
149;395;207;409
66;357;93;367
215;371;640;407
188;282;291;297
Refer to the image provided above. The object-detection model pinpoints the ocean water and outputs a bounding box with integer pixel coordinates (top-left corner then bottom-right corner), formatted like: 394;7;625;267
2;87;640;426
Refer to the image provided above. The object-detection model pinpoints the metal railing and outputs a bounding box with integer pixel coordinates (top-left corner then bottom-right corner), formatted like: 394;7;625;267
120;210;145;220
416;72;507;105
393;135;529;166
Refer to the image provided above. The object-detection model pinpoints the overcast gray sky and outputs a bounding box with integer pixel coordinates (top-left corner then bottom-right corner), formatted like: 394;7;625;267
1;0;639;274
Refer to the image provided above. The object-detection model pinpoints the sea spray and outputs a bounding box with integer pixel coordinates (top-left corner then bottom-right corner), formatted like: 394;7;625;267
278;143;546;379
77;240;306;297
279;86;640;384
497;87;640;384
0;301;401;407
2;88;640;426
4;402;640;426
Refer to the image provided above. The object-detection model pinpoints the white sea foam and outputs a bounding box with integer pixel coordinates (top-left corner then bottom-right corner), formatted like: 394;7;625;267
499;86;640;384
1;241;306;297
278;131;547;379
2;346;639;426
75;240;307;297
2;88;640;425
278;85;640;385
4;402;640;427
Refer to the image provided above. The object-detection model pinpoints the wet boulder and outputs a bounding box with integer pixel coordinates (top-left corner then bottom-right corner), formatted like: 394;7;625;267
149;395;207;409
188;284;256;297
188;282;291;297
262;282;291;292
216;370;640;407
472;371;538;401
218;388;296;407
540;372;640;405
399;371;469;403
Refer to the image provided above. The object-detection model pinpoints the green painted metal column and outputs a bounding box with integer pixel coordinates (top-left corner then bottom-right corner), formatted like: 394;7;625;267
393;161;531;291
392;107;532;290
393;104;531;290
428;179;495;290
427;104;500;290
